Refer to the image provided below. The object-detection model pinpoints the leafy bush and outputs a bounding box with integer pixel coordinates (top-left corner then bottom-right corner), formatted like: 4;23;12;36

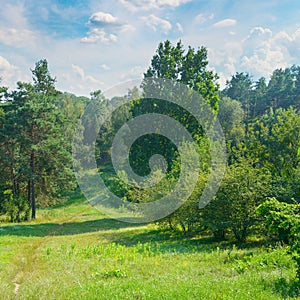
257;198;300;279
202;159;271;242
256;197;299;243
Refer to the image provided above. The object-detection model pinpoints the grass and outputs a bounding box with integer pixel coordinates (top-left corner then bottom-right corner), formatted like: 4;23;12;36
0;192;299;299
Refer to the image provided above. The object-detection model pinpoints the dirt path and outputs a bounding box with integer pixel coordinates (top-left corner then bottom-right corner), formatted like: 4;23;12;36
10;205;92;296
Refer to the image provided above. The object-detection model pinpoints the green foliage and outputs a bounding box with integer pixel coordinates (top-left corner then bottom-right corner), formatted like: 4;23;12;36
0;60;82;220
218;96;245;150
203;159;271;242
144;40;220;113
223;72;253;118
248;107;300;177
257;198;299;242
2;190;30;222
289;222;300;279
257;198;300;279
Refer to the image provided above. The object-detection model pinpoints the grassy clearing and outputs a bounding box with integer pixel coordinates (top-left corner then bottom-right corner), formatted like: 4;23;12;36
0;192;299;299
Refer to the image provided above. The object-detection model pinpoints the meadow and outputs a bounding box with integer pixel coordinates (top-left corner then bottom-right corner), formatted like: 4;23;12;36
0;192;299;300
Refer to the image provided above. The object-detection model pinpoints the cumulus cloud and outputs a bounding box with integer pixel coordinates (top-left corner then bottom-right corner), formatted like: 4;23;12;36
81;28;118;44
213;19;237;28
119;0;191;11
239;26;300;77
141;14;172;34
81;11;134;44
208;26;300;88
88;12;118;26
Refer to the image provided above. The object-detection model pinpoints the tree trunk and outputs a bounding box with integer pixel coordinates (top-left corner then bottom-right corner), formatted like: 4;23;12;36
9;147;18;197
30;150;36;219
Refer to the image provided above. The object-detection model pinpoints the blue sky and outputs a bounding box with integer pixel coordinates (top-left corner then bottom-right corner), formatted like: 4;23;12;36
0;0;300;96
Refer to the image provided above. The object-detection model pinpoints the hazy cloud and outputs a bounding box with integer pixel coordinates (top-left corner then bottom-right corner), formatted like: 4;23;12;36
0;55;27;88
100;64;111;71
213;19;237;28
195;13;214;24
72;64;104;85
119;0;191;11
0;28;36;47
141;14;172;34
176;22;183;33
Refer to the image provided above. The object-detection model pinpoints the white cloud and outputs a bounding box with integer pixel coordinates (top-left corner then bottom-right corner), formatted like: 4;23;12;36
72;64;85;79
119;0;191;11
81;28;118;44
100;64;111;71
72;64;104;85
0;56;17;85
239;26;300;78
213;19;237;28
141;14;172;34
0;2;36;48
195;13;214;24
88;12;118;26
176;22;183;33
0;28;33;46
119;24;136;33
82;11;134;44
0;55;28;88
207;26;300;87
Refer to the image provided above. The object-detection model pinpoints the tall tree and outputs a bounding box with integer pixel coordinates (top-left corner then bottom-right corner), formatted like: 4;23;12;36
266;68;295;110
10;60;73;219
252;77;268;117
224;72;253;118
144;40;220;112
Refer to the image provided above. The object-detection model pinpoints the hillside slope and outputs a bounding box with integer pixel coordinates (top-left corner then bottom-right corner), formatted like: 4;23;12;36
0;192;298;299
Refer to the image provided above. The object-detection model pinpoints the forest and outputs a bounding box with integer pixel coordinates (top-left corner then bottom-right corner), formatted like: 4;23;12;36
0;40;300;294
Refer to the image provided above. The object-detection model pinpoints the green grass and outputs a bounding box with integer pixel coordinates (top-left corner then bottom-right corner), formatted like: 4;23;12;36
0;192;299;299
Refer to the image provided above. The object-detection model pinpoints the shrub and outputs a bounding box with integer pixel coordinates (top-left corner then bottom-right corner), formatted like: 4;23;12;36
257;198;300;279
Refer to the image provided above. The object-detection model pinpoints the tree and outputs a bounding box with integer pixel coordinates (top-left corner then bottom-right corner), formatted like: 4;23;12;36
144;40;220;112
218;96;245;145
31;59;57;95
266;68;296;110
223;72;253;119
1;60;75;220
252;77;268;117
248;107;300;177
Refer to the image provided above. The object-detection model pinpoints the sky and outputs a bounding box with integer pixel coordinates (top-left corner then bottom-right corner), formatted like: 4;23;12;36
0;0;300;96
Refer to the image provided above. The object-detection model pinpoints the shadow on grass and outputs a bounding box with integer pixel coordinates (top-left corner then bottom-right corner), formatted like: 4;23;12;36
101;228;228;254
94;227;278;257
264;277;300;298
44;189;87;209
0;218;142;237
